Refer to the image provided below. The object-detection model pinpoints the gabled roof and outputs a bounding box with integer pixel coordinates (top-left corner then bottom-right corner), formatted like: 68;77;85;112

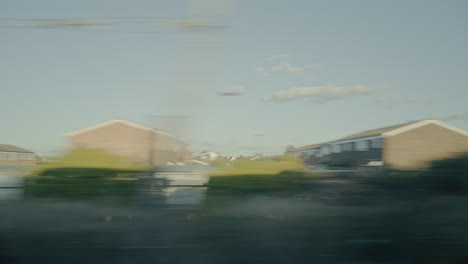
290;119;468;152
0;144;34;153
332;121;420;142
295;143;327;151
65;119;172;137
382;120;468;137
332;120;468;142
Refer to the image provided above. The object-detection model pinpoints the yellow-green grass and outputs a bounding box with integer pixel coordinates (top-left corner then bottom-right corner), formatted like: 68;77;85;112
210;155;304;176
28;148;148;176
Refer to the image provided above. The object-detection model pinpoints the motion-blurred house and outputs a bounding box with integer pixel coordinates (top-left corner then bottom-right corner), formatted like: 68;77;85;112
66;120;191;166
198;151;219;161
286;120;468;170
225;156;237;161
0;144;38;166
190;151;220;165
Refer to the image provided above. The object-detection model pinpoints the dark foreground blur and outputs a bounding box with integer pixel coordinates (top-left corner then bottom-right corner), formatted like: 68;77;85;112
1;155;468;264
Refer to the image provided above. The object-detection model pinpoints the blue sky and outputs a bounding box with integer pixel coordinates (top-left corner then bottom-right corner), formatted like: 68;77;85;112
1;0;468;156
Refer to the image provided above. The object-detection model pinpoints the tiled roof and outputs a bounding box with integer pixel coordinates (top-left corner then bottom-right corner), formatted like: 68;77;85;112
0;144;34;153
295;143;327;151
65;119;188;145
66;119;172;136
289;119;467;153
331;121;420;142
290;120;421;152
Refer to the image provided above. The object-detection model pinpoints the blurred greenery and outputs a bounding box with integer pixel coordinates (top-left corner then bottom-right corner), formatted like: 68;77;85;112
3;154;468;263
28;148;148;175
23;171;139;204
423;153;468;195
198;154;468;263
206;171;316;197
210;155;303;176
331;154;468;263
22;149;147;204
358;153;468;197
327;160;361;168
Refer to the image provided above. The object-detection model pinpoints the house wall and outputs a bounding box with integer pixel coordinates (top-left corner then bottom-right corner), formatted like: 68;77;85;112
151;133;190;165
383;123;468;169
69;122;153;164
69;122;191;166
0;151;36;166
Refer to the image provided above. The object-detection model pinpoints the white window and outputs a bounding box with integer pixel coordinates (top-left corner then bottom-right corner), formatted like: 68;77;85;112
342;143;353;151
371;138;383;148
307;149;317;157
23;153;34;160
355;140;370;151
7;153;16;160
319;146;331;156
331;144;341;153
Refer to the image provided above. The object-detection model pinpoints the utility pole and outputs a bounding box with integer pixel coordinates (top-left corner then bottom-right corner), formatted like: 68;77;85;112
149;129;156;170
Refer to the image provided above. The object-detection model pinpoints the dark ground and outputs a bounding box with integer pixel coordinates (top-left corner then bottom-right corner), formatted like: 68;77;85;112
2;161;468;264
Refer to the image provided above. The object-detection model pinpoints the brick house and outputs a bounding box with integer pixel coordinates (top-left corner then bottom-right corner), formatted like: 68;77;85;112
0;144;38;166
66;120;191;166
286;120;468;170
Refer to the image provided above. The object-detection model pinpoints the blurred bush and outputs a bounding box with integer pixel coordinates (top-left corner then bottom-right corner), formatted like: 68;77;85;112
29;148;148;175
205;156;322;204
206;171;312;196
422;153;468;195
327;160;362;168
353;154;468;197
23;149;147;204
334;154;468;263
211;155;303;176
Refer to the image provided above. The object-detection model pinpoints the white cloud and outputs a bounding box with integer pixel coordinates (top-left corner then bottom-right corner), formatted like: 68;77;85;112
371;96;441;105
266;54;289;61
219;85;244;96
265;84;378;103
229;85;244;93
254;66;267;75
437;111;468;122
271;62;312;75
